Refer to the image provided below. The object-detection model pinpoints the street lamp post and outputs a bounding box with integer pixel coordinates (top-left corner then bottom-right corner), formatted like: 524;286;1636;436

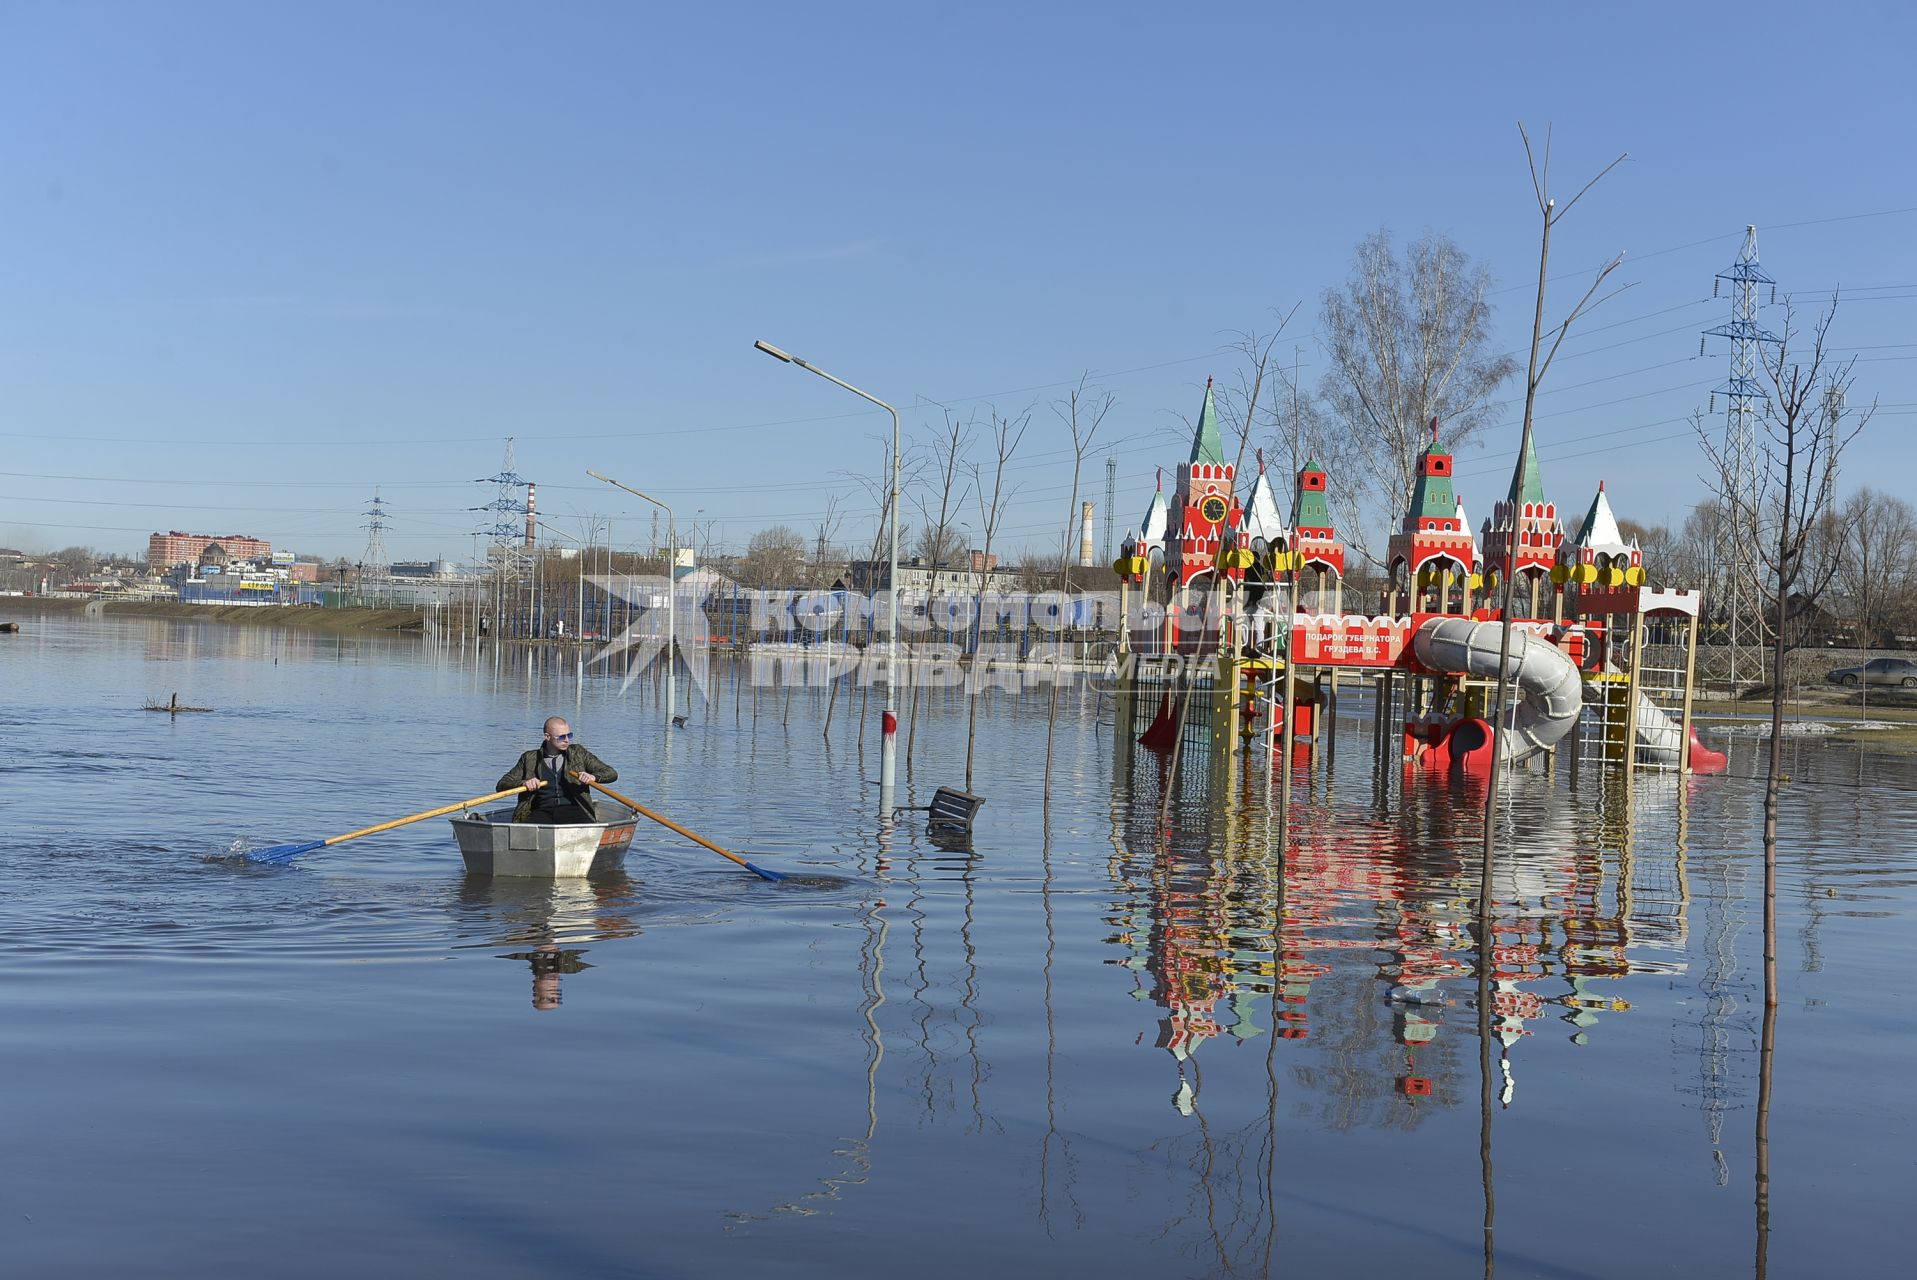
587;470;677;727
754;340;901;811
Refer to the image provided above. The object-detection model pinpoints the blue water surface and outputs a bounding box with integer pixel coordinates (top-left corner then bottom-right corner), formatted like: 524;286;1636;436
1;614;1913;1278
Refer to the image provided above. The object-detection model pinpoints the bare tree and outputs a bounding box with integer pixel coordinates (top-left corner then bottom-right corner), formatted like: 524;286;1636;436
1269;341;1333;494
1051;376;1115;573
1017;555;1064;593
912;410;975;570
808;494;848;589
1042;376;1116;793
911;525;966;567
1694;297;1872;881
838;434;923;582
836;434;919;752
1318;229;1520;565
1616;519;1678;579
1673;500;1730;602
1212;319;1298;480
51;546;98;580
1483;124;1626;786
806;492;851;738
737;525;808;588
965;405;1030;790
1833;487;1917;655
1479;131;1626;1194
903;412;976;767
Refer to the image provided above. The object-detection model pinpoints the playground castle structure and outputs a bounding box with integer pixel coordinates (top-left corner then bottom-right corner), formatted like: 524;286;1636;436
1110;381;1729;783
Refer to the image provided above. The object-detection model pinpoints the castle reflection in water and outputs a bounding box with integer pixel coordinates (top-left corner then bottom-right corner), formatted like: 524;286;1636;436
1105;747;1694;1119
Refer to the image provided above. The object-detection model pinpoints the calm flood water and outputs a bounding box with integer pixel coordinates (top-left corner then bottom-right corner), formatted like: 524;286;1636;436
3;615;1913;1278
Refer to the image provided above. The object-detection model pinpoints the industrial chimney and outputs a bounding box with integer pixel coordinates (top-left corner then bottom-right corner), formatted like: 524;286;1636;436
1079;501;1095;567
524;482;537;548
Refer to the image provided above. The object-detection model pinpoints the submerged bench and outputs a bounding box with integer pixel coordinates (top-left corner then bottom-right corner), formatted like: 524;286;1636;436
925;786;985;835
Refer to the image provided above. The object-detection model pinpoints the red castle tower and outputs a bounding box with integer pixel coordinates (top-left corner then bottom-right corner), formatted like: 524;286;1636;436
1291;457;1347;579
1481;430;1563;610
1386;419;1477;596
1167;378;1241;588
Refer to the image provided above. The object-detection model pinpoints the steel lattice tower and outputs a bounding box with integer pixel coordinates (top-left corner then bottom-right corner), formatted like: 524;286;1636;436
472;439;534;635
1102;456;1118;563
473;438;532;548
360;489;390;578
1701;226;1778;685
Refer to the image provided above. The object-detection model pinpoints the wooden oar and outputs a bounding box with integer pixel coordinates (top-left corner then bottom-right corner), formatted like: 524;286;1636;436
576;777;786;882
247;785;535;864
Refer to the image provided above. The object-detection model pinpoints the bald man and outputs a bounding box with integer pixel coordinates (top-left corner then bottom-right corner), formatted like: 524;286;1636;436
496;716;620;824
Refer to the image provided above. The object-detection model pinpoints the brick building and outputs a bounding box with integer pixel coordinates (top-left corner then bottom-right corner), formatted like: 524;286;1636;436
148;530;272;570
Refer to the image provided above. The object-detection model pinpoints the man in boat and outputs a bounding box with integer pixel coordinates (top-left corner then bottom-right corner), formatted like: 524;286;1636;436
496;716;619;824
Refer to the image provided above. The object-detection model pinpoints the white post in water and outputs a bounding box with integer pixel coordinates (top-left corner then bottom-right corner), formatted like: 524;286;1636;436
755;340;900;815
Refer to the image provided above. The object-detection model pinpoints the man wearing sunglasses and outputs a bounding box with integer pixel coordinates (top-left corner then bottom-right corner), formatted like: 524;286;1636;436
496;716;620;825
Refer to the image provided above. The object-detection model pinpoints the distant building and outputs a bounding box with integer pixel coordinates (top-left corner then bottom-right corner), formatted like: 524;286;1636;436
149;530;271;570
843;556;1022;597
390;560;456;579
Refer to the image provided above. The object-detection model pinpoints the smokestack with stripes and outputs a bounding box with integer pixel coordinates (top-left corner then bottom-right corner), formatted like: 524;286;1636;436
1079;501;1095;567
524;482;537;548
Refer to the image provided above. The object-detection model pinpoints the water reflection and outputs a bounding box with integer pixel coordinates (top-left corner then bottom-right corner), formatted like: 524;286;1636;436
502;946;592;1011
1108;754;1716;1123
11;615;1917;1276
726;896;889;1228
454;871;639;1010
1097;750;1735;1273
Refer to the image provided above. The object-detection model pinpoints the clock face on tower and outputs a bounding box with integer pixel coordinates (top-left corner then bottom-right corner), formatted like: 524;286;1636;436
1199;495;1229;524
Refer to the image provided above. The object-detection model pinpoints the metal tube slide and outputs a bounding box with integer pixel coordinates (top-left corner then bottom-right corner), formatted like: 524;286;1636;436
1411;617;1583;764
1628;688;1683;764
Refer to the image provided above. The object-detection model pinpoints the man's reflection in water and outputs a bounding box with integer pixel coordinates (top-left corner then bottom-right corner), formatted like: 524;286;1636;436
459;871;638;1011
502;944;592;1010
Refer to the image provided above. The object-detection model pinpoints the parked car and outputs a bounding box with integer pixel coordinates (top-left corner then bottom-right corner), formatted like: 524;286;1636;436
1826;656;1917;689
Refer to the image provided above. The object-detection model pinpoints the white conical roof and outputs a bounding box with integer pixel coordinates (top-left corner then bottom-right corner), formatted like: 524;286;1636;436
1455;497;1480;557
1136;487;1169;551
1239;470;1288;545
1570;482;1628;555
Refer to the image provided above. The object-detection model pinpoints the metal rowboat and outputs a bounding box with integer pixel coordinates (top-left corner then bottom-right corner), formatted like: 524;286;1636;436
448;804;640;878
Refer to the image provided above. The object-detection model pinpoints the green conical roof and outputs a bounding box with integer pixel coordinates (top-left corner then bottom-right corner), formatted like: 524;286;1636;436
1189;379;1224;466
1508;431;1546;505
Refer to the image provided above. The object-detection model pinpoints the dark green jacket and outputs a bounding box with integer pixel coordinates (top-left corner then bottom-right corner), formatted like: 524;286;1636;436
496;743;619;822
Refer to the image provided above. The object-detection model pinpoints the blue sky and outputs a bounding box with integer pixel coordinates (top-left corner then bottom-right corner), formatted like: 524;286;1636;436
2;1;1912;565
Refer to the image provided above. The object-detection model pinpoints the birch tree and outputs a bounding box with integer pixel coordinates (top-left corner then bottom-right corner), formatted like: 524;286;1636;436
1318;230;1518;564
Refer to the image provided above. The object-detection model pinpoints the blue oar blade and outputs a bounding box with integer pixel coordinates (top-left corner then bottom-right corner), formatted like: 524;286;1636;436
743;860;787;883
247;839;326;864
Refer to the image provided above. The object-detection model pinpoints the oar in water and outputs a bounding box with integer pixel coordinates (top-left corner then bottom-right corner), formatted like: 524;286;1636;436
246;785;534;864
575;777;786;882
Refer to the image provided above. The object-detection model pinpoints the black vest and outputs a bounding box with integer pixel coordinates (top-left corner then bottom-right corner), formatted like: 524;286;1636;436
534;752;571;810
